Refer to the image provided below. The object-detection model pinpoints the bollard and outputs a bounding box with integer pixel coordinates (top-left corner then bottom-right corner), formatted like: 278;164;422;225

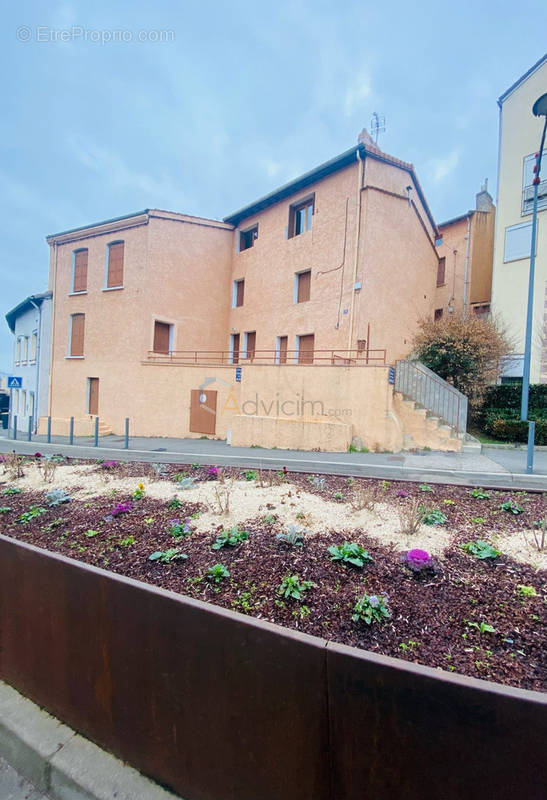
526;420;535;475
12;416;17;441
94;417;99;447
124;418;129;450
27;416;32;442
47;416;51;444
69;417;74;446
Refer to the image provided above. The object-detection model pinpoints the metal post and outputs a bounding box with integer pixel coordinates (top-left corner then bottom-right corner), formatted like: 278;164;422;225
47;416;51;444
12;416;17;440
27;415;32;442
526;421;535;475
94;417;99;447
124;418;129;449
69;417;74;446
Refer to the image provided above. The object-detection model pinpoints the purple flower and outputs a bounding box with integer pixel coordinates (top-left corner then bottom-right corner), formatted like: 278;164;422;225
208;466;219;476
34;452;42;458
406;548;430;564
111;500;133;516
395;490;409;498
103;460;118;469
170;518;180;526
368;595;379;607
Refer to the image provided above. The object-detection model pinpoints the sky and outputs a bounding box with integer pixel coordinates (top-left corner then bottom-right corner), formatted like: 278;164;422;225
1;0;546;371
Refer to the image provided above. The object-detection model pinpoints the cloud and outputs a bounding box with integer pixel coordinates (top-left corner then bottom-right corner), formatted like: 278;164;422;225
344;73;372;118
428;149;460;182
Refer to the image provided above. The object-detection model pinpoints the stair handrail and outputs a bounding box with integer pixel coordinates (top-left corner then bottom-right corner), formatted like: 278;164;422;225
394;360;468;434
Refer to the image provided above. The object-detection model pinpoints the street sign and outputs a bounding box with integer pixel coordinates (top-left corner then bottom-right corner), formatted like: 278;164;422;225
388;367;395;385
8;377;22;389
235;367;242;382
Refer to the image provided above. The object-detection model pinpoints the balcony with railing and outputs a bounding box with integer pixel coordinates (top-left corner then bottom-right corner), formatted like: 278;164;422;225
522;180;547;214
146;348;387;366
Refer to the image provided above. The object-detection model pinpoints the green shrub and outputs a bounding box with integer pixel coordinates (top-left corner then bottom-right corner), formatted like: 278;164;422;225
482;415;547;445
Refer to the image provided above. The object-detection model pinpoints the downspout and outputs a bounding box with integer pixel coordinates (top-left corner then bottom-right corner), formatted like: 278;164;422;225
48;242;58;421
462;215;471;317
347;148;364;352
29;298;41;434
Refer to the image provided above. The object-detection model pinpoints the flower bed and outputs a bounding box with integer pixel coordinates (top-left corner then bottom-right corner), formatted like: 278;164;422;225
0;455;545;691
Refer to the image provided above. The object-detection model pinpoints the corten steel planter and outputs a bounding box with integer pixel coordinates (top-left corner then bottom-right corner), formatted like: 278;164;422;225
0;534;545;800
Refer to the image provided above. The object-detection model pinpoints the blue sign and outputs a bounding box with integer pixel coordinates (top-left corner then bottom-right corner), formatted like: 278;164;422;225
235;367;242;383
388;367;395;385
8;377;22;389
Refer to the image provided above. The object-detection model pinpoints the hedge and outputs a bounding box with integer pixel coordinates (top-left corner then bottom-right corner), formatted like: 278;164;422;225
481;385;547;417
482;414;547;445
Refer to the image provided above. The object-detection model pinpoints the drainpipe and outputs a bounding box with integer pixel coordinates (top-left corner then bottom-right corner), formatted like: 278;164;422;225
48;242;58;421
347;149;364;352
462;214;471;317
29;298;41;434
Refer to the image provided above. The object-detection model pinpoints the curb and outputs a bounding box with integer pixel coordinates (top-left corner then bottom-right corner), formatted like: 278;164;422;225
0;681;182;800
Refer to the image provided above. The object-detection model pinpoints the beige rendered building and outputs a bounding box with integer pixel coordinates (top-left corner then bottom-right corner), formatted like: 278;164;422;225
491;54;547;384
42;133;490;450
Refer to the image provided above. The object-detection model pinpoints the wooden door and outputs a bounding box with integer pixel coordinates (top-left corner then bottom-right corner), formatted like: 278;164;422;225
154;321;171;353
246;331;256;361
88;378;99;415
190;389;217;435
232;334;240;364
298;334;315;364
278;336;288;364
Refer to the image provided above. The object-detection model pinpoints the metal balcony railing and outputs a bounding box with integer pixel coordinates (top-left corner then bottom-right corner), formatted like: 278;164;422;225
146;348;387;366
522;180;547;214
394;359;468;434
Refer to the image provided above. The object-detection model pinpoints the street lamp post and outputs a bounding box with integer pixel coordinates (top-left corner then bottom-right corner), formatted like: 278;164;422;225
521;93;547;474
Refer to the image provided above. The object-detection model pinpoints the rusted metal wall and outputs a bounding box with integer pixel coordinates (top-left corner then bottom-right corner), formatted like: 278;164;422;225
0;535;545;800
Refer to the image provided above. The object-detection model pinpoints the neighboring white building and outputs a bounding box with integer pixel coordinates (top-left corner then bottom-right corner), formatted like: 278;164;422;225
5;292;53;433
491;54;547;384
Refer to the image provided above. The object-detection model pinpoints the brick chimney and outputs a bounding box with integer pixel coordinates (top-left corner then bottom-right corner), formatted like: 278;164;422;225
476;179;494;212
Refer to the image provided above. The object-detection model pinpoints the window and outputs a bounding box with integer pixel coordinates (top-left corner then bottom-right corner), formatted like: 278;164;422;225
295;270;311;303
289;195;314;238
239;225;258;251
72;248;88;293
434;308;444;321
106;241;124;288
30;331;37;362
297;333;315;364
522;150;547;214
153;321;172;354
230;333;240;364
15;338;21;365
28;392;35;419
233;279;245;308
21;391;26;416
276;336;288;364
504;222;533;262
69;313;85;357
243;331;256;361
21;337;28;364
436;257;446;287
472;303;491;319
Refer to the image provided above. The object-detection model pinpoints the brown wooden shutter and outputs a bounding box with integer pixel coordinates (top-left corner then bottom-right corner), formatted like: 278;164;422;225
107;242;124;288
232;333;240;364
70;314;85;357
278;336;288;364
153;321;171;353
297;271;311;302
236;280;244;307
88;378;99;415
246;331;256;360
436;257;446;287
298;334;314;364
73;250;88;292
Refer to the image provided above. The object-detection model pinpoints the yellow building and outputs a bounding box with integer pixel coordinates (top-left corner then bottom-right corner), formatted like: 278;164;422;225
491;54;547;384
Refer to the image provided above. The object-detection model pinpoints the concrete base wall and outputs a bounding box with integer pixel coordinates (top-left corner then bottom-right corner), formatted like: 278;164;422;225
230;414;352;451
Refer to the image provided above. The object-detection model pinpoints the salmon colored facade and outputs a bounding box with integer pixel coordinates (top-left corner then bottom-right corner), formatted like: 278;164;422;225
42;136;490;450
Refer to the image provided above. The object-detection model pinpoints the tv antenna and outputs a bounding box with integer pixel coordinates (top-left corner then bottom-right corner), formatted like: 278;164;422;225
370;112;386;145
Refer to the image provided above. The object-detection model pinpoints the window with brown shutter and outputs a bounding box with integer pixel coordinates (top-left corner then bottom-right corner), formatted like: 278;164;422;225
278;336;288;364
298;333;314;364
153;321;172;353
288;195;314;238
434;308;443;322
245;331;256;360
73;249;88;292
70;314;85;357
234;279;244;307
436;257;446;287
297;270;311;303
107;241;124;288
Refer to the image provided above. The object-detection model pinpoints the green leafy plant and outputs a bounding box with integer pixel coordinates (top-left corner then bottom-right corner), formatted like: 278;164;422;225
517;585;537;598
465;619;496;635
168;496;183;509
419;483;433;493
328;542;373;568
84;529;100;538
332;491;344;501
17;506;47;524
307;475;325;489
276;524;305;547
399;640;421;652
132;483;146;500
352;593;390;624
207;563;230;583
277;574;314;600
443;498;455;506
471;516;486;524
45;489;71;507
212;526;249;550
178;477;196;490
460;540;500;559
149;548;188;564
3;487;22;495
500;498;524;515
118;536;135;547
470;488;490;499
263;514;277;525
243;470;256;481
168;518;192;538
421;508;447;525
0;506;11;514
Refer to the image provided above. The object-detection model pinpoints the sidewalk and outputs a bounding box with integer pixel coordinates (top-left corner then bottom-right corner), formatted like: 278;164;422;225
0;433;545;489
